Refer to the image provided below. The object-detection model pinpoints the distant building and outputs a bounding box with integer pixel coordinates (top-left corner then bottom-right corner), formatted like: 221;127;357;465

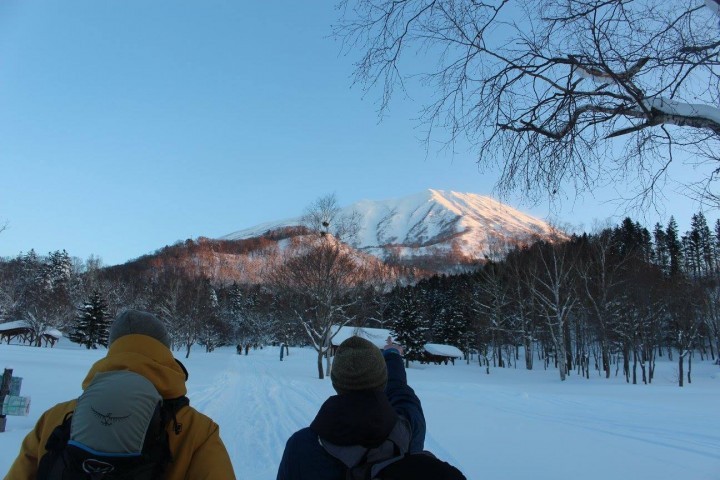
0;320;62;347
328;325;393;355
421;343;463;365
328;326;463;365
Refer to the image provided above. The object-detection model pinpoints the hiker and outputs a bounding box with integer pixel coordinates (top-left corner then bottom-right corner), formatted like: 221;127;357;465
276;336;465;480
6;309;235;480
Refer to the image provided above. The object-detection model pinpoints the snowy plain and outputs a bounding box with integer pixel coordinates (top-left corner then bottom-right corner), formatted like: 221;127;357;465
1;340;719;480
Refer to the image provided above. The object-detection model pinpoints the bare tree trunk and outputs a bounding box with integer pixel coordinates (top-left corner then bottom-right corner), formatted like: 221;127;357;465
708;338;716;361
623;347;630;383
326;349;332;377
678;351;684;387
638;350;647;385
602;343;610;379
524;336;533;370
648;348;656;384
317;350;325;380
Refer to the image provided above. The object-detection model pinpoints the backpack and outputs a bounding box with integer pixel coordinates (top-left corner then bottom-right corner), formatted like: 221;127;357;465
320;417;466;480
36;371;189;480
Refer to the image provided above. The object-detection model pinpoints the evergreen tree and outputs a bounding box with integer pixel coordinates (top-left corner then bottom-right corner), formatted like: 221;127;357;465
653;223;669;275
612;218;652;261
693;212;714;277
70;290;111;349
715;219;720;275
665;217;683;278
390;287;429;366
431;291;468;349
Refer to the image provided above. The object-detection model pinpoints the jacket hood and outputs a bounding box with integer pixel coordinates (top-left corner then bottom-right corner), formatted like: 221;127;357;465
310;391;398;447
82;334;187;399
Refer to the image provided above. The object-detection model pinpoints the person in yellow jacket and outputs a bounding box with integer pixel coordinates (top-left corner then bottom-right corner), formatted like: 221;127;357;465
5;310;236;480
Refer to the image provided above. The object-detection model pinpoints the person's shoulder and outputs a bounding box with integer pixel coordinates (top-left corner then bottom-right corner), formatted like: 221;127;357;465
179;404;217;429
287;427;316;445
41;399;76;422
169;403;226;444
283;427;324;456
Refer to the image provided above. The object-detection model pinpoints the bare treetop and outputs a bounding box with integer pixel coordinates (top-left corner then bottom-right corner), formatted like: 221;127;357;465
301;193;361;245
335;0;720;208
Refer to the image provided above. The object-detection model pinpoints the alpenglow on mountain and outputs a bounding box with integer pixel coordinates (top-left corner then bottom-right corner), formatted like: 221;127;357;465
221;189;558;270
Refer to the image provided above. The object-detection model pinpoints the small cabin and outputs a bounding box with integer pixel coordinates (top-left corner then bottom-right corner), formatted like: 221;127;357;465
420;343;463;365
328;325;393;356
0;320;62;347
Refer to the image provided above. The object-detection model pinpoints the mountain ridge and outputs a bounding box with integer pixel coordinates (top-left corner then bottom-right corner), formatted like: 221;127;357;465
222;189;559;269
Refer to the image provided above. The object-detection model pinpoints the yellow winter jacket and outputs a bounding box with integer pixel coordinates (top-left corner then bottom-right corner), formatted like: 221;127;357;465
5;334;236;480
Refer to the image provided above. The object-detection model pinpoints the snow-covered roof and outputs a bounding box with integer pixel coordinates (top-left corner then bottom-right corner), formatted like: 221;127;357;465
0;320;62;338
330;325;393;348
0;321;30;331
424;343;463;358
44;329;62;339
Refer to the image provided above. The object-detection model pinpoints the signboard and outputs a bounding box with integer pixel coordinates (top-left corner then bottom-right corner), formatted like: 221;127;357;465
9;377;22;396
2;395;31;416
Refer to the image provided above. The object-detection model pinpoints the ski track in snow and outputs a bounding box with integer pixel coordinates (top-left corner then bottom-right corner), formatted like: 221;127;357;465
517;398;718;459
188;353;325;479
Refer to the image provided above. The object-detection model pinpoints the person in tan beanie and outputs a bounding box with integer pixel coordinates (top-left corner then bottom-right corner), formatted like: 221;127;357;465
277;336;466;479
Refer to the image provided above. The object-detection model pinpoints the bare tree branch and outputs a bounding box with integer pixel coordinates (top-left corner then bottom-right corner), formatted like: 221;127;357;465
336;0;720;207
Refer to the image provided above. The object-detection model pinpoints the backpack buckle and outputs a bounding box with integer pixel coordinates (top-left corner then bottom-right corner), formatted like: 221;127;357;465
82;458;115;475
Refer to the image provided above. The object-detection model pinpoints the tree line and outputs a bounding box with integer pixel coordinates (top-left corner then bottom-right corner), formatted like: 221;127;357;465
387;214;720;387
1;211;718;387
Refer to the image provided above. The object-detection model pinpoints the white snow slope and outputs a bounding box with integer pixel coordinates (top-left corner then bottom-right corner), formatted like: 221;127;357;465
1;340;719;480
222;190;558;262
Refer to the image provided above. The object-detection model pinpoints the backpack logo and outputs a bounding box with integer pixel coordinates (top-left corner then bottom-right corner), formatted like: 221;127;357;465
91;407;131;426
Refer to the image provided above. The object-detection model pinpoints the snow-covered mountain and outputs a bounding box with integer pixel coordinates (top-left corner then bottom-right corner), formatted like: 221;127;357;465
222;189;559;270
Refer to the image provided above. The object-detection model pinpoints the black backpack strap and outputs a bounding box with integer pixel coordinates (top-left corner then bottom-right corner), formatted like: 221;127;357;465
162;396;190;435
148;395;190;474
37;411;74;479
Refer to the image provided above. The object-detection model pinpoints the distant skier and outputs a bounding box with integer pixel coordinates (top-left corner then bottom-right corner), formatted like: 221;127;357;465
276;336;465;479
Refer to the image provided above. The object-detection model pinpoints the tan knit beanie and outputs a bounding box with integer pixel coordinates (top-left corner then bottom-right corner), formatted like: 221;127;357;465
331;336;387;394
108;309;171;348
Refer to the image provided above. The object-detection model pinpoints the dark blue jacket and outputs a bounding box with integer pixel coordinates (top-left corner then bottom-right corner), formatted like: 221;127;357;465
276;350;426;480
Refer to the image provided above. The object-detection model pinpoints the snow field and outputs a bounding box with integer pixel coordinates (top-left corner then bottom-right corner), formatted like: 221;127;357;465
1;340;719;479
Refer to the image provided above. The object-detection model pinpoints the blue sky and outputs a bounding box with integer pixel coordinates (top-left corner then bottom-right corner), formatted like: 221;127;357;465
0;1;710;265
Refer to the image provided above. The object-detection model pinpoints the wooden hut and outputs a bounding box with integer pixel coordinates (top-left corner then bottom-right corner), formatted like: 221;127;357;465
420;343;463;365
0;320;62;347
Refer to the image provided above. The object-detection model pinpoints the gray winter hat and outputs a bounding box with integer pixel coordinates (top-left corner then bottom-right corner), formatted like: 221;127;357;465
331;336;387;394
108;309;171;348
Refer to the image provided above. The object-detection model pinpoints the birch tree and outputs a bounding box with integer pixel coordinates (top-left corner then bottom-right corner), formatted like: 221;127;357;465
336;0;720;206
526;241;579;381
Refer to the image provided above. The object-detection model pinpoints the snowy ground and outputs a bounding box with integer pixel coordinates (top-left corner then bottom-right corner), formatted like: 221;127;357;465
1;340;719;480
